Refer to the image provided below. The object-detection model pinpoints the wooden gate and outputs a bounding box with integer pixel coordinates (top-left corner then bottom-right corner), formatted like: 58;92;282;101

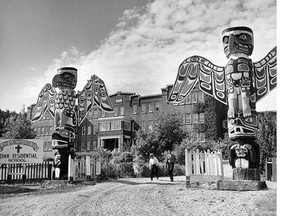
185;149;224;187
72;156;101;181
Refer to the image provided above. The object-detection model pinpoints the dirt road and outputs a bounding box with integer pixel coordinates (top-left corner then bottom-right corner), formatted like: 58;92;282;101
0;176;276;216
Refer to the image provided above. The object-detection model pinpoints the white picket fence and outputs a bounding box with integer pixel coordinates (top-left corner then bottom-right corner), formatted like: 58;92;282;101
185;149;224;186
67;155;101;181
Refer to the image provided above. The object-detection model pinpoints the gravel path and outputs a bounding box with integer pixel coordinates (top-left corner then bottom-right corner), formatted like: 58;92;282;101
0;176;276;216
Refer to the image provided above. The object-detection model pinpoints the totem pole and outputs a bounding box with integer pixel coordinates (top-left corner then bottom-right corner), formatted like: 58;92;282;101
168;26;276;181
32;67;113;179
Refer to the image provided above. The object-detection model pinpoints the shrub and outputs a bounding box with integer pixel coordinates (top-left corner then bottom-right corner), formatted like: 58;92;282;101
133;162;150;177
99;162;119;180
173;164;185;176
118;162;135;178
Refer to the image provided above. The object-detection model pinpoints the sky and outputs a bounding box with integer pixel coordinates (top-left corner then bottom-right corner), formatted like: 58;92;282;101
0;0;277;113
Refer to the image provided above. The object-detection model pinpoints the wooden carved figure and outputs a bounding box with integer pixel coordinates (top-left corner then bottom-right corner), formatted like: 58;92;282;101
32;67;113;179
168;26;276;176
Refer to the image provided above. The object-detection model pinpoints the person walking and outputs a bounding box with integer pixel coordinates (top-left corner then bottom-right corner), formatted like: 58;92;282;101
149;153;159;181
165;150;176;182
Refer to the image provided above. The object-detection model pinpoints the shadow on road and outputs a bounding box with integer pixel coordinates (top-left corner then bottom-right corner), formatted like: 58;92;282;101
0;185;39;194
111;179;182;186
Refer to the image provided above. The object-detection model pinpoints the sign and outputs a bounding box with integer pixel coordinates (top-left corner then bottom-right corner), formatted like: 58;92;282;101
0;139;43;164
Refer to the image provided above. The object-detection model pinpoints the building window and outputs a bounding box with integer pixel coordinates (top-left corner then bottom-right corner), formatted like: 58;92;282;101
81;142;85;151
92;141;97;150
199;113;205;123
148;121;153;130
82;127;86;135
111;121;121;131
101;110;106;118
155;102;160;111
141;104;146;113
99;122;110;131
44;141;48;151
185;93;191;104
87;141;91;151
41;127;44;136
114;107;118;116
198;92;205;103
93;109;98;118
87;126;91;135
141;121;146;130
192;92;197;103
45;126;49;135
124;121;131;131
49;126;53;135
88;110;93;118
192;114;198;123
185;114;191;124
133;104;137;114
148;103;153;112
48;141;52;151
119;106;124;116
93;125;98;134
132;122;138;131
115;98;123;103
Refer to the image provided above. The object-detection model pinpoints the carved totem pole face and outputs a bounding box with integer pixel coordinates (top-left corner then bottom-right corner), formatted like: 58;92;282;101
222;26;254;59
52;67;78;89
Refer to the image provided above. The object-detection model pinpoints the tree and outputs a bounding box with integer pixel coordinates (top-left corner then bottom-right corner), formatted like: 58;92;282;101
257;111;277;172
131;130;161;162
154;109;188;151
2;113;36;139
0;109;16;137
132;109;187;162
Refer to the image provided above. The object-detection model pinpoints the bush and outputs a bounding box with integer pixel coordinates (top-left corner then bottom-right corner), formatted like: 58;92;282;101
118;162;135;178
133;162;150;177
173;164;185;176
99;162;119;180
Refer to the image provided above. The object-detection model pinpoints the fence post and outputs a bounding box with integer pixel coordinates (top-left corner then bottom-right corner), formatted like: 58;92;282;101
218;150;224;179
68;154;74;182
86;155;91;180
48;163;52;180
185;149;192;188
7;164;11;184
272;157;277;182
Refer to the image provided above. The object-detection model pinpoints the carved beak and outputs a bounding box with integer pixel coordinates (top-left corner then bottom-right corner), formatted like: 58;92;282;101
228;34;235;57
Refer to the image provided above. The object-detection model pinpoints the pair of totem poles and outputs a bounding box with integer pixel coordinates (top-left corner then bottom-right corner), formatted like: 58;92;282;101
33;26;276;183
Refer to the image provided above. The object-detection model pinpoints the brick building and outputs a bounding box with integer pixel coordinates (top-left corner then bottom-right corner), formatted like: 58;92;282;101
27;104;57;160
28;84;227;158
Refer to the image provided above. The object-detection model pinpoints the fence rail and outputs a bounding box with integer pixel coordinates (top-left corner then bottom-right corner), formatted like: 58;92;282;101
0;162;53;183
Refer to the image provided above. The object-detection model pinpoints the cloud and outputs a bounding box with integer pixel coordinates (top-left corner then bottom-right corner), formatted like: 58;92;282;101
22;0;276;111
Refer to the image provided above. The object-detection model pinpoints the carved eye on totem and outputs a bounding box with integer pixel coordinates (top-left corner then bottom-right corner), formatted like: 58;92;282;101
223;36;229;44
239;34;247;40
63;73;71;79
